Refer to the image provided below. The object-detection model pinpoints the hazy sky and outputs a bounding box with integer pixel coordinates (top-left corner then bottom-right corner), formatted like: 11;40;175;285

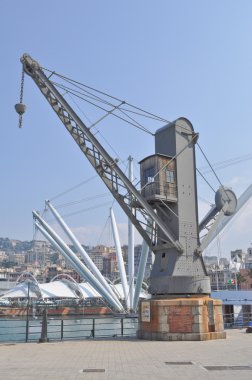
1;0;252;258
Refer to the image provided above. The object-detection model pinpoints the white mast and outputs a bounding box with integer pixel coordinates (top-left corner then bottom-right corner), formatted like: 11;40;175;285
128;155;135;310
110;207;130;309
46;200;120;305
35;222;82;279
133;221;152;311
33;211;124;312
133;241;149;312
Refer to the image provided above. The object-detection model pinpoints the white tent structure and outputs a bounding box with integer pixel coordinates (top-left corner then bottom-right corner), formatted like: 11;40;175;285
39;281;80;299
78;282;102;298
0;276;149;304
1;282;40;299
1;280;100;301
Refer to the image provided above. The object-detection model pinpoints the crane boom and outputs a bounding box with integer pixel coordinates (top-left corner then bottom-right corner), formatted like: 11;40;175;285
19;54;237;341
20;54;183;254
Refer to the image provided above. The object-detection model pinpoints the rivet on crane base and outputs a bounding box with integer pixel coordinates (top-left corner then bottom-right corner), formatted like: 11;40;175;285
15;68;26;128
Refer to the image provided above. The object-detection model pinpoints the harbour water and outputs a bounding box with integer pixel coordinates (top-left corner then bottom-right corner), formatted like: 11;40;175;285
0;316;138;343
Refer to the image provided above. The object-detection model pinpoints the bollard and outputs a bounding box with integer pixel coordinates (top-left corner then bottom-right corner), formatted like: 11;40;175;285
39;308;49;343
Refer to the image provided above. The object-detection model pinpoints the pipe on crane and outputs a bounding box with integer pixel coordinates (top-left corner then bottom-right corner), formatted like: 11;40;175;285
33;211;124;312
110;208;130;309
133;221;152;312
46;200;121;306
127;155;135;310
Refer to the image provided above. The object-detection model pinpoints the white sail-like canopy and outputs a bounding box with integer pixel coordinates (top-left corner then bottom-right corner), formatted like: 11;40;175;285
1;281;41;299
1;278;149;303
1;280;100;300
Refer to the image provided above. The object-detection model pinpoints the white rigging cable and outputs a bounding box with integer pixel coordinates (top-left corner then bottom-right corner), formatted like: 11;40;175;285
50;175;98;201
51;80;154;135
67;92;132;172
40;65;242;243
43;65;245;201
198;152;252;174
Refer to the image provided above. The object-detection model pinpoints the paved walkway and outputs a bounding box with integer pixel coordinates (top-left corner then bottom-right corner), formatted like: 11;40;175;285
0;329;251;380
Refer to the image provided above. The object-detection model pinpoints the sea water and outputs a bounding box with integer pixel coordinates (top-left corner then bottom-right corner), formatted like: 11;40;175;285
0;316;138;343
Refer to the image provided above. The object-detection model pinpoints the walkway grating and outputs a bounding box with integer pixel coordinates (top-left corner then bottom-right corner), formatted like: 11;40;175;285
204;366;252;371
165;361;194;365
82;369;106;373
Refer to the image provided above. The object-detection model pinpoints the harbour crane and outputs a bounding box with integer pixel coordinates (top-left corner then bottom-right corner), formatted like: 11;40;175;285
16;54;238;339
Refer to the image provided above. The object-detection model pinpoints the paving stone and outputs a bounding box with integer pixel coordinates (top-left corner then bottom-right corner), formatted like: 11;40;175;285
0;330;251;380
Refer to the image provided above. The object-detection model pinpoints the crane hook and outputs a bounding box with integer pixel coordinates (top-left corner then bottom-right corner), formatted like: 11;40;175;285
15;68;26;128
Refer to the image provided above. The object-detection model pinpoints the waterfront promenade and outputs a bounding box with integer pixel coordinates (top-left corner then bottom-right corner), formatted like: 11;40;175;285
0;329;251;380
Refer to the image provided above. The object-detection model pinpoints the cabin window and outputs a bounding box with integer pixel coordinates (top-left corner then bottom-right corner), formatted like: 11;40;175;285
166;170;175;183
144;167;155;183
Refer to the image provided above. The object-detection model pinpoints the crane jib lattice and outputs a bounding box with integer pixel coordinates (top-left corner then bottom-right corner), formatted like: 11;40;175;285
20;54;183;254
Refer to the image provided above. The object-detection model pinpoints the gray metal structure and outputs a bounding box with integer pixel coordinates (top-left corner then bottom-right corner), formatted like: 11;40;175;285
20;54;182;252
200;184;251;252
147;119;210;294
20;54;236;298
199;187;237;233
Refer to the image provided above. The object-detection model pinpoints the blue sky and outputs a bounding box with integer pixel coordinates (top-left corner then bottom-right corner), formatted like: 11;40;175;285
1;0;252;258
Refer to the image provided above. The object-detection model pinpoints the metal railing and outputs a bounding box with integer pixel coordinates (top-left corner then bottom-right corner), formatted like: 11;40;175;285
1;312;252;343
0;316;138;343
141;181;177;200
223;312;252;329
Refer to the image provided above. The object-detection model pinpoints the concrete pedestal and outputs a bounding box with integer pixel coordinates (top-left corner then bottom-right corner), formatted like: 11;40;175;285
138;297;226;341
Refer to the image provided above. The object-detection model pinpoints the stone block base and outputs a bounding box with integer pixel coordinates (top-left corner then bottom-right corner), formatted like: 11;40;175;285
138;297;226;341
